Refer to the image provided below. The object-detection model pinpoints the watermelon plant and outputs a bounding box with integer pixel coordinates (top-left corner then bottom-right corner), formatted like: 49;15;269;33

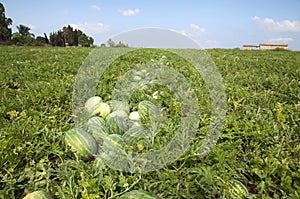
1;46;300;198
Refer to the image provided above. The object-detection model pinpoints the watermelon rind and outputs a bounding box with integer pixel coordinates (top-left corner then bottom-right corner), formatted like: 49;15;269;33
23;190;53;199
86;116;109;143
65;128;98;161
120;190;159;199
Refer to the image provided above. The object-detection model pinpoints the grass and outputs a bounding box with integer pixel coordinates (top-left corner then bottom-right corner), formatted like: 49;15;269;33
0;46;299;198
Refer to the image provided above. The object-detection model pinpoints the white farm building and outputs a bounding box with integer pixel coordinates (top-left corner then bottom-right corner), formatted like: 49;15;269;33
243;43;288;50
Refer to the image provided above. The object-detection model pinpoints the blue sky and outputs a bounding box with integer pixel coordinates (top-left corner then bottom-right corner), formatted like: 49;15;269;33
2;0;300;50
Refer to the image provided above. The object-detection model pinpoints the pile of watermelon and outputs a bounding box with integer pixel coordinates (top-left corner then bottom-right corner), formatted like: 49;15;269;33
65;96;162;162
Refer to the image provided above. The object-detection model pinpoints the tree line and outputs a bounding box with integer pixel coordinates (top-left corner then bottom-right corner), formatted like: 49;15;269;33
0;3;94;47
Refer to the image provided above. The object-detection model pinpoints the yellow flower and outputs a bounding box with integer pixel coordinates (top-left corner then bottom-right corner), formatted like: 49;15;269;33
7;110;19;119
8;167;14;173
20;110;27;118
137;144;144;151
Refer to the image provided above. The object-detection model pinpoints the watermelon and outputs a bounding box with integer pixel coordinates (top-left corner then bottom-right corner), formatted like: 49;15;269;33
65;128;98;161
86;116;109;143
85;96;102;114
120;190;159;199
106;115;129;135
102;134;127;154
23;191;53;199
129;111;140;121
228;179;249;199
124;125;152;141
93;102;111;118
108;100;130;114
138;100;160;122
107;110;129;119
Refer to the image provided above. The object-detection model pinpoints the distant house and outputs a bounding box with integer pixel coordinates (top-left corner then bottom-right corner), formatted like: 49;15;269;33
243;44;259;50
243;43;288;50
259;43;288;50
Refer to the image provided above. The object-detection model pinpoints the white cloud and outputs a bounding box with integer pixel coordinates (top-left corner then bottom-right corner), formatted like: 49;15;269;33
269;37;294;43
190;23;206;36
91;5;101;11
69;22;110;35
180;24;206;37
253;16;300;32
120;9;140;16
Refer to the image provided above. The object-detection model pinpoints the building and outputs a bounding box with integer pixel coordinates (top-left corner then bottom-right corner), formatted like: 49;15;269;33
259;43;288;50
243;44;259;50
243;43;288;50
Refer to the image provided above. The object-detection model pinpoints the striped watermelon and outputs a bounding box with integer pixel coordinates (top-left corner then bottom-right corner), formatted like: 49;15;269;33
107;110;129;119
85;96;102;115
93;102;111;118
108;100;130;114
86;116;109;143
23;191;53;199
102;134;127;154
124;125;151;142
138;100;160;122
65;128;98;161
120;190;159;199
228;179;249;199
106;113;129;135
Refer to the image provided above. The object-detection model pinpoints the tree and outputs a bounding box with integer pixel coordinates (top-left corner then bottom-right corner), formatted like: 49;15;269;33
35;36;47;43
107;38;115;47
49;25;94;47
44;33;49;44
0;3;13;42
11;24;35;45
115;41;128;48
16;24;34;37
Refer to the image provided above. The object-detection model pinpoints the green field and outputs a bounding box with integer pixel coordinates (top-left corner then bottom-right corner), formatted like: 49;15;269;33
0;46;299;199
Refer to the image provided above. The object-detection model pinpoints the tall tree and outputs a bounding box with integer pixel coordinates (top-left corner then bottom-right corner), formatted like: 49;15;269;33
12;24;35;45
16;24;34;37
0;3;13;42
50;25;94;47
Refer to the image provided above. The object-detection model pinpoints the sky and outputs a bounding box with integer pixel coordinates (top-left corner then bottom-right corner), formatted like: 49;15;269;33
2;0;300;50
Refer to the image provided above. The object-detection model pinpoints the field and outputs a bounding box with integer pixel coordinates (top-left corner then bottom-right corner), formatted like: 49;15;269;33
0;46;299;199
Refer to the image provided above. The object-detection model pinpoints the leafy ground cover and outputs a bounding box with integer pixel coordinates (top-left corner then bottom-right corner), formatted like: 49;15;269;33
0;46;299;198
